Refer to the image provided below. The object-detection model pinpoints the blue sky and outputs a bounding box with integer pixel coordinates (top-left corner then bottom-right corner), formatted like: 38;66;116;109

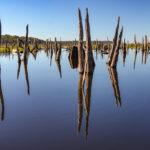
0;0;150;42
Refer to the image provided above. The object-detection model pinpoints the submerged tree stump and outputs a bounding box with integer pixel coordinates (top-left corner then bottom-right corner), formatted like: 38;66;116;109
16;38;21;63
68;46;78;69
106;17;120;65
142;37;144;51
23;25;29;62
78;8;85;74
134;35;137;52
144;35;148;51
54;37;58;55
111;27;123;68
84;8;95;74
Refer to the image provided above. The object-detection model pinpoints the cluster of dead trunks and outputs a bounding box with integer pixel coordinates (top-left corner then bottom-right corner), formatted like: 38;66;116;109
76;8;95;137
16;25;31;95
76;10;123;137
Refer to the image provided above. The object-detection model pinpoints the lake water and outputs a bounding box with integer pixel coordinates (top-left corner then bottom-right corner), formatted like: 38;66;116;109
0;49;150;150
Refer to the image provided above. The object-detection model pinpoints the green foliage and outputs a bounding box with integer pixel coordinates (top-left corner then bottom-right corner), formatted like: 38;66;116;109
1;34;45;44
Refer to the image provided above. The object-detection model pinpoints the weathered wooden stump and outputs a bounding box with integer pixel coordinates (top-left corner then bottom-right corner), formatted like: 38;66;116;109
16;38;21;64
84;8;95;74
68;46;78;69
103;44;109;50
134;35;137;52
111;27;123;68
78;8;85;74
23;24;29;62
106;17;120;65
144;35;148;51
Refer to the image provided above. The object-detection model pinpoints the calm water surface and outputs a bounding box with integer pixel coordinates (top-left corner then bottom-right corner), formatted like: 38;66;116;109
0;49;150;150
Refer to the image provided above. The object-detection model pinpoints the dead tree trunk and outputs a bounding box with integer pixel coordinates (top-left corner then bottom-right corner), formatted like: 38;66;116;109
144;35;147;51
78;8;85;74
23;25;29;62
111;26;123;68
55;38;61;61
106;17;120;65
16;38;21;63
50;38;52;50
84;8;95;74
134;35;137;52
142;37;144;51
54;37;58;55
96;39;98;51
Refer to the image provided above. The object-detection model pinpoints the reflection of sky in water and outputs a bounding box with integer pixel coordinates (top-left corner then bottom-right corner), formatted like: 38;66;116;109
0;49;150;150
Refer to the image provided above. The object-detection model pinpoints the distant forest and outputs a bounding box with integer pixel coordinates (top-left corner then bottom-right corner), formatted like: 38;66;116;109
1;34;45;44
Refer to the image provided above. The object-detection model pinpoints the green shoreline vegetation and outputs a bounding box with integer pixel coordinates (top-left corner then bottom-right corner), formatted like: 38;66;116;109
0;34;148;53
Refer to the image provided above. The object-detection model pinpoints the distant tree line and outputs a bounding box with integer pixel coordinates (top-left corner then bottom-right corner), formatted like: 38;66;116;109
1;34;45;45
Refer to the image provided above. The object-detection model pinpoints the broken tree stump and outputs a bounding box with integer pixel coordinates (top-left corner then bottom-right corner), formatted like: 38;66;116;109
111;26;123;68
134;35;137;52
54;37;58;55
78;8;85;74
23;24;29;62
84;8;95;74
106;17;120;65
16;38;21;63
68;46;78;69
142;37;144;51
144;35;148;51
